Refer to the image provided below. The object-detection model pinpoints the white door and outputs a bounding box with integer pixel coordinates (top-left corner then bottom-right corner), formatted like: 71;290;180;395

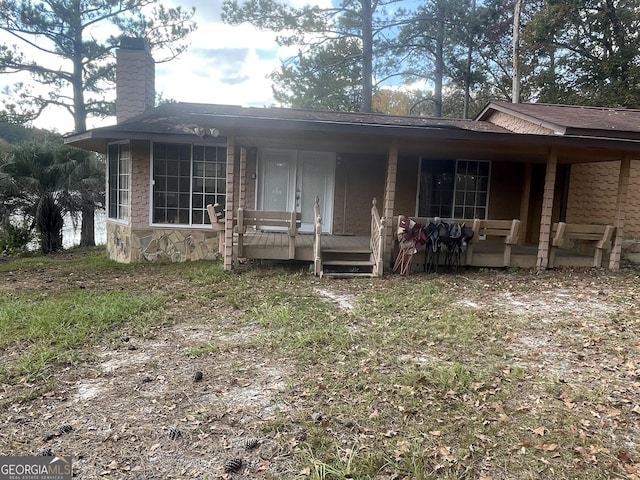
258;149;334;233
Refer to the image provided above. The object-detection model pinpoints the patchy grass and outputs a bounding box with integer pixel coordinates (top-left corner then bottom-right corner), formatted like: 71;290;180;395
0;250;639;479
0;290;166;384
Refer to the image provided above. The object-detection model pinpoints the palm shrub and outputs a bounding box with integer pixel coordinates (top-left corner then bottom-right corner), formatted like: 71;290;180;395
0;140;102;254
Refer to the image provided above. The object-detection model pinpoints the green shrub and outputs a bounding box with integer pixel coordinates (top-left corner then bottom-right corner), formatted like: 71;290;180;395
0;222;34;256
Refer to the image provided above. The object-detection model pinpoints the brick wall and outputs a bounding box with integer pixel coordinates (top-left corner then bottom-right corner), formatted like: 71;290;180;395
116;40;155;123
129;140;150;229
567;161;640;238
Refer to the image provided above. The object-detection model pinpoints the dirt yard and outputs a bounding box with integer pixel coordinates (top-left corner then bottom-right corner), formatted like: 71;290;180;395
1;252;639;479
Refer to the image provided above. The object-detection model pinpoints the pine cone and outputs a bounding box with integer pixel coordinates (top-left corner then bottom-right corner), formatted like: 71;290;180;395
193;371;203;382
243;437;259;450
59;424;73;434
168;428;182;440
223;457;243;473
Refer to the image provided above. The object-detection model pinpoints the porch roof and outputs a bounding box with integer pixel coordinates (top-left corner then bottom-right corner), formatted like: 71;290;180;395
477;102;640;139
65;102;640;161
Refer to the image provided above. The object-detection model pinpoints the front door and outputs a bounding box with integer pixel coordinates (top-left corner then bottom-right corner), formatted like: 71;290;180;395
258;149;335;233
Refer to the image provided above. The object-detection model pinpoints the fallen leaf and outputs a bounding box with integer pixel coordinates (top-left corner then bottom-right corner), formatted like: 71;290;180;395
532;426;546;436
475;433;491;443
536;443;558;451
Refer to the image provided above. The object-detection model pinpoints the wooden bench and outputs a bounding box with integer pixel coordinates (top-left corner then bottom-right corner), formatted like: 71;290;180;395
236;208;301;259
467;219;520;267
549;222;615;268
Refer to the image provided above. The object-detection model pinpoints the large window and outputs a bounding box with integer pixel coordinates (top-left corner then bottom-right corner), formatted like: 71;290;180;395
152;142;226;225
108;142;130;221
418;159;490;219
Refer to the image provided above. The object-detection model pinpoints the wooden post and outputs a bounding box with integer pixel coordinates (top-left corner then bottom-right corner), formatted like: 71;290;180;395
609;153;631;270
383;140;398;267
239;146;247;209
536;148;557;271
314;196;322;276
288;210;297;259
518;163;532;245
223;137;235;271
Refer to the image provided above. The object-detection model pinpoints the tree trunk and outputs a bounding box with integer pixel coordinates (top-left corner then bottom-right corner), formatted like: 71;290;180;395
434;1;445;117
360;0;374;113
37;193;64;254
72;22;87;132
512;0;523;103
463;0;476;119
80;203;95;247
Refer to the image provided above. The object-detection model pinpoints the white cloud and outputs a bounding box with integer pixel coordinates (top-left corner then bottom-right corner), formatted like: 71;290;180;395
155;22;283;108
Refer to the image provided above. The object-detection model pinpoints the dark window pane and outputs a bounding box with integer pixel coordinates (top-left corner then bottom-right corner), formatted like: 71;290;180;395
193;145;204;161
167;177;178;192
166;144;180;159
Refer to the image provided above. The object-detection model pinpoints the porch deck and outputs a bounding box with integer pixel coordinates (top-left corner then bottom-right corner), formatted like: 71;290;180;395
233;232;609;270
234;232;370;262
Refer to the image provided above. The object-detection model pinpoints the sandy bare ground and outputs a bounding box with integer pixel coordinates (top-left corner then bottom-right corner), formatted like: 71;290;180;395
1;255;640;479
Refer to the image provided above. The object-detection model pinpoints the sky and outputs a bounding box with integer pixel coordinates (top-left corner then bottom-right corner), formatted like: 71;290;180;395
0;0;330;134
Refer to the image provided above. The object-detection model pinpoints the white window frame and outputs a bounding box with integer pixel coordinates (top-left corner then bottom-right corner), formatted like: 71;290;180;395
416;158;491;219
107;141;130;223
452;159;491;220
150;142;227;227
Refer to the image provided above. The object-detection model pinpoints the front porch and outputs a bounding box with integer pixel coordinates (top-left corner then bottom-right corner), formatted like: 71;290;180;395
213;202;614;276
223;229;617;273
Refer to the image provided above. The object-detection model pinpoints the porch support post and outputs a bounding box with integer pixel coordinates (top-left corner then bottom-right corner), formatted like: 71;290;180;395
518;163;532;245
223;136;236;271
239;146;247;209
383;139;398;267
536;147;557;271
609;153;631;271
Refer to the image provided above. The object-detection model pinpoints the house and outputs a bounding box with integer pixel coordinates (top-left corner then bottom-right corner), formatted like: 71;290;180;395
65;39;640;276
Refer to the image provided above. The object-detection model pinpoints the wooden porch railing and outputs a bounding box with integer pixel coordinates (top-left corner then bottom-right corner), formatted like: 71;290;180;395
313;197;322;276
370;198;385;276
237;208;301;259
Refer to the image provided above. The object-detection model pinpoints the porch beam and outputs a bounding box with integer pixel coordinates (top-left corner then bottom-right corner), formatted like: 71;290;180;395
224;136;236;271
518;163;532;245
609;153;631;270
536;147;558;271
383;139;398;267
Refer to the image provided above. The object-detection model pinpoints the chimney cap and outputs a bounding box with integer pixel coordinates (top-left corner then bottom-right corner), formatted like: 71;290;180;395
119;36;149;51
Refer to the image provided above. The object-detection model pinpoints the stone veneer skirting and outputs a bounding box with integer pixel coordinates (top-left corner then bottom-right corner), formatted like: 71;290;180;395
106;221;221;263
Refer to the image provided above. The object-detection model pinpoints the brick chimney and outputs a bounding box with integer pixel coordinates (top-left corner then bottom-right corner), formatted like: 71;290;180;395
116;37;155;123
